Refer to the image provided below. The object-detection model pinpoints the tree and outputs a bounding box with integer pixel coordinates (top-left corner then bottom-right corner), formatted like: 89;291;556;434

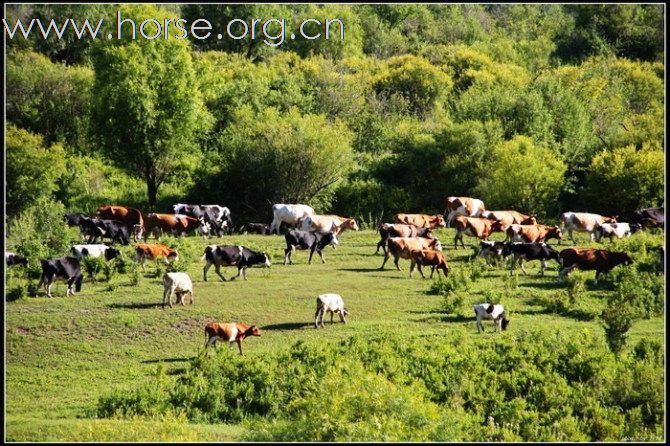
474;136;566;217
90;5;211;208
6;125;66;215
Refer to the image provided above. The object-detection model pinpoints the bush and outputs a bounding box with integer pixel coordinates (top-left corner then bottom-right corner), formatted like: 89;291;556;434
440;292;465;315
82;256;105;282
6;285;25;302
129;263;142;286
601;296;637;356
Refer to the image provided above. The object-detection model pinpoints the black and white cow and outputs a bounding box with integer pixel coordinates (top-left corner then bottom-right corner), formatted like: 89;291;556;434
242;223;271;235
5;252;28;267
71;244;122;261
38;256;83;297
284;230;339;265
202;245;271;281
78;217;131;245
173;204;232;235
476;241;509;266
505;242;559;276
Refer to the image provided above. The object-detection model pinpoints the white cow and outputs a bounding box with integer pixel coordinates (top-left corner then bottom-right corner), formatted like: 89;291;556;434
299;214;359;235
595;222;640;242
70;244;121;261
162;272;194;308
314;293;348;328
560;212;618;244
270;204;315;235
473;303;509;333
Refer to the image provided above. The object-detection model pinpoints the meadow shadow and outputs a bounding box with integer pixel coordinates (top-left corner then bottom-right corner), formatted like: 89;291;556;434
338;267;387;273
417;314;473;323
521;281;564;290
262;322;313;331
107;302;161;310
142;356;195;364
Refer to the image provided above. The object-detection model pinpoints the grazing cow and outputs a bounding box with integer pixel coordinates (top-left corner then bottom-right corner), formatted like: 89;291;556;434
38;256;83;298
174;214;213;237
96;205;144;241
394;213;446;229
134;244;179;273
480;210;536;231
78;217;131;245
506;224;563;244
560;212;618;244
5;252;28;267
143;213;190;239
173;204;232;235
284;230;339;265
270;204;315;235
242;223;271;235
314;293;348;328
506;242;559;276
409;249;450;279
558;248;633;284
300;214;359;236
473;303;509;333
445;196;486;227
202;245;271;281
70;244;121;261
63;212;86;227
453;216;500;249
380;236;443;271
375;223;435;255
204;322;261;355
595;222;641;242
162;272;194;308
631;207;664;229
476;241;508;266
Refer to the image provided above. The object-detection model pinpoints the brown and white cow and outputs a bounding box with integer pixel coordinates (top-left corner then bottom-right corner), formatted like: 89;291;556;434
560;212;618;244
558;248;632;284
204;322;261;355
409;249;449;279
134;243;179;272
300;214;359;236
445;196;486;227
376;223;435;255
506;224;563;244
453;216;500;249
480;210;536;231
380;237;442;271
96;205;144;241
394;213;446;229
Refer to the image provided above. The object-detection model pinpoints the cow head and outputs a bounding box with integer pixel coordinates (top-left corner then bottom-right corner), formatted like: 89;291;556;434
616;252;634;266
429;238;443;252
132;224;144;241
603;215;618;223
490;219;506;233
323;232;339;249
345;218;359;231
501;317;510;331
547;226;563;241
521;215;537;225
247;325;262;337
167;251;179;262
433;215;447;228
630;223;642;234
423;228;436;239
341;307;349;317
104;247;122;261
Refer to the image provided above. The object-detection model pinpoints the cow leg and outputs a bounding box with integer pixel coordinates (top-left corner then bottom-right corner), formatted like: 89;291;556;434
339;310;346;324
453;233;459;250
539;259;547;275
509;256;518;275
237;340;243;355
203;262;211;281
230;267;243;281
315;307;322;328
429;266;436;279
242;267;248;281
476;317;484;333
409;261;415;278
330;311;334;324
66;277;77;296
394;255;402;271
519;259;528;275
569;229;576;244
214;265;227;282
379;251;390;270
47;280;54;298
558;265;577;282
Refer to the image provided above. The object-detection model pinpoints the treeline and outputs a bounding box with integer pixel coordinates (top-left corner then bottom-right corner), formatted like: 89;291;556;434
5;4;664;225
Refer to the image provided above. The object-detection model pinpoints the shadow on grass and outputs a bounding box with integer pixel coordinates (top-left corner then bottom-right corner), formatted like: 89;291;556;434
338;267;385;273
107;302;160;310
417;314;473;323
142;356;195;364
262;321;313;331
521;281;564;290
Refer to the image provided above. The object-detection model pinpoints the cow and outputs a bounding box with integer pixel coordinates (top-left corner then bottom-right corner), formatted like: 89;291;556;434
96;205;144;241
270;204;315;235
70;244;121;261
174;214;214;237
143;213;187;240
5;252;28;267
314;293;348;328
506;224;563;244
162;272;194;308
300;214;359;236
202;245;271;281
453;216;500;249
63;212;86;227
78;217;131;245
409;249;450;279
595;222;642;242
284;230;339;265
380;236;443;271
242;223;271;235
480;210;537;231
473;303;510;333
134;244;179;273
631;207;664;229
37;256;83;298
476;241;509;266
506;242;559;276
375;223;435;255
173;204;232;235
204;322;261;355
445;196;486;227
560;212;618;244
558;248;633;285
393;213;446;229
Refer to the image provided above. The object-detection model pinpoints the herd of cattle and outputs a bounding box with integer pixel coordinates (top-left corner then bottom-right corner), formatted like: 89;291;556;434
5;198;665;352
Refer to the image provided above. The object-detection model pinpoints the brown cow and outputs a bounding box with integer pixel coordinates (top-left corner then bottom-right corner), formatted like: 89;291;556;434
204;322;261;355
134;243;179;272
481;210;537;231
96;205;144;241
506;224;563;243
143;213;183;240
409;249;449;279
453;216;499;249
558;248;633;285
394;213;446;229
380;237;443;271
445;196;486;227
375;223;435;255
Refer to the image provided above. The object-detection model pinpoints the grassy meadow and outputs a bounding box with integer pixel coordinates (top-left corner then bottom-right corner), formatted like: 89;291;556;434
4;225;665;441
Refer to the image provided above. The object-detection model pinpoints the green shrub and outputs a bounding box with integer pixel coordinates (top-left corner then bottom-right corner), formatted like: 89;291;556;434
129;263;141;286
82;256;105;282
6;285;25;302
601;297;637;356
440;292;465;314
428;267;472;296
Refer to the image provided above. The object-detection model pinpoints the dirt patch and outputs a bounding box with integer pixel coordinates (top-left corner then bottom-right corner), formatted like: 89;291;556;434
173;316;211;334
15;326;31;335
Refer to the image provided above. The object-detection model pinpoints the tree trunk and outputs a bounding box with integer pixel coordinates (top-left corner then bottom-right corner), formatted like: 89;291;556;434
147;174;158;210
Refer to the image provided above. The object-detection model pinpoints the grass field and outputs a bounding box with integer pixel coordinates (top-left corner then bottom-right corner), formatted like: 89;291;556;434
4;227;665;441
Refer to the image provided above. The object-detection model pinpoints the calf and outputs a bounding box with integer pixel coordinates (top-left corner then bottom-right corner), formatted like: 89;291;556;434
560;212;618;244
70;244;121;261
595;222;641;242
284;230;339;265
243;223;271;235
314;293;348;328
453;216;500;249
162;272;194;308
473;303;510;333
376;223;434;255
558;248;633;285
5;252;28;267
380;236;443;271
394;213;446;229
204;322;261;355
134;244;179;273
409;249;449;279
506;242;559;276
38;256;83;297
202;245;271;281
506;224;563;244
476;241;508;266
